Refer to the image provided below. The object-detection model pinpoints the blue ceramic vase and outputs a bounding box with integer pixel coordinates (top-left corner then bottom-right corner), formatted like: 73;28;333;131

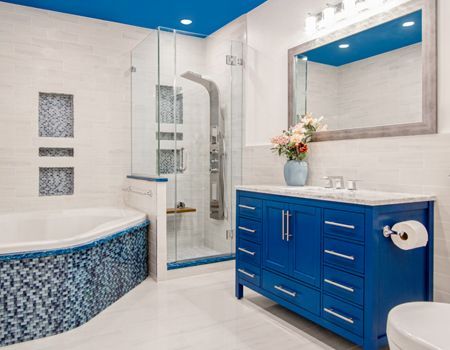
284;160;308;186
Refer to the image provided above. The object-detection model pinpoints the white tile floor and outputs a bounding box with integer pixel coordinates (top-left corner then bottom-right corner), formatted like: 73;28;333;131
5;268;373;350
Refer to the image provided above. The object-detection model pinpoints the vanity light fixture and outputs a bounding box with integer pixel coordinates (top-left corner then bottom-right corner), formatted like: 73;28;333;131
322;5;336;27
402;21;415;27
305;0;392;34
180;19;193;25
339;43;350;48
366;0;385;9
343;0;357;15
305;14;318;33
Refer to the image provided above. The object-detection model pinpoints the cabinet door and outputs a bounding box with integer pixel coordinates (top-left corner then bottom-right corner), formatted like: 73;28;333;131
289;204;321;287
263;200;290;274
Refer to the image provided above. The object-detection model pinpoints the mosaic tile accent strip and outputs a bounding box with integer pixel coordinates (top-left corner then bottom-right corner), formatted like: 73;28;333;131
39;147;74;157
39;167;74;196
167;254;236;270
39;93;74;138
0;222;149;347
157;85;183;124
157;132;183;141
159;149;181;175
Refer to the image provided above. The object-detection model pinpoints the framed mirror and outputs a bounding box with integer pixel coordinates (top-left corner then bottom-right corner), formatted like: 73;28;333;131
288;0;436;141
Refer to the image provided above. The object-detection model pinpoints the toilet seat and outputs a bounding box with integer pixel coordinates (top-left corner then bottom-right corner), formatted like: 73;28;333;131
387;302;450;350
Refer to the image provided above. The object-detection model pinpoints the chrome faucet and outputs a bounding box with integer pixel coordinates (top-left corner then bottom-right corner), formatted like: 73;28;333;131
328;176;345;190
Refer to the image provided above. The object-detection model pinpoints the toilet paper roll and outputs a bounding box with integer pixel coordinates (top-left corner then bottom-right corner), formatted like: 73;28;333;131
391;220;428;250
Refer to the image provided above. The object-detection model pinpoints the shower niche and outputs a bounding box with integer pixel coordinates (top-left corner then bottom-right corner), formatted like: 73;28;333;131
131;28;244;269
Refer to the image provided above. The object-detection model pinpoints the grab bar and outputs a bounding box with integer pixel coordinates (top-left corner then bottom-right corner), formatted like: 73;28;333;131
122;186;153;197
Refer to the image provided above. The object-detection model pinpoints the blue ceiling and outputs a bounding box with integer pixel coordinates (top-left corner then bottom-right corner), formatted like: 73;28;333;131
1;0;267;36
300;10;422;66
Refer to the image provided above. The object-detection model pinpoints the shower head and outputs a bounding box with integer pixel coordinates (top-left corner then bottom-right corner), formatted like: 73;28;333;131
180;71;216;92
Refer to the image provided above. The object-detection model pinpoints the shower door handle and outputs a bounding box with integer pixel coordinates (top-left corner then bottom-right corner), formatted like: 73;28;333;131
177;148;187;173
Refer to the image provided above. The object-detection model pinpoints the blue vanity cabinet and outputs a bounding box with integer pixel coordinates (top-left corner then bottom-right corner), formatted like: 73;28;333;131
235;190;434;350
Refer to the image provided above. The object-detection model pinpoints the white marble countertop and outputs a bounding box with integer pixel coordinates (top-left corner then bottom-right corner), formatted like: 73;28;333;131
236;185;436;206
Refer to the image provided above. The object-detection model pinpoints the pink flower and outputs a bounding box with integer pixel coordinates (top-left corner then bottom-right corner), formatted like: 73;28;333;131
271;135;289;146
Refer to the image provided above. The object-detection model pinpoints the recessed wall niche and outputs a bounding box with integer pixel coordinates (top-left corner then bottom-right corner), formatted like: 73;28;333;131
39;148;74;157
39;93;74;138
39;167;74;196
157;85;183;124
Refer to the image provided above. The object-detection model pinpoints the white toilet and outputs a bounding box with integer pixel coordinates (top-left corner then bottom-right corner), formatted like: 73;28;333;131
387;302;450;350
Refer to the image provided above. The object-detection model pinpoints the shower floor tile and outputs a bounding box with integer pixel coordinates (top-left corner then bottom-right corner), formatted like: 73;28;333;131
5;268;366;350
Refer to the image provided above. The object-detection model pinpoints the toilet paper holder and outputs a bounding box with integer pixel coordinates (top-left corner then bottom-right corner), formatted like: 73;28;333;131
383;226;409;241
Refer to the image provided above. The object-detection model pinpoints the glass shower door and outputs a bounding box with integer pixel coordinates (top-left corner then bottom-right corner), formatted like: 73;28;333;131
158;28;243;267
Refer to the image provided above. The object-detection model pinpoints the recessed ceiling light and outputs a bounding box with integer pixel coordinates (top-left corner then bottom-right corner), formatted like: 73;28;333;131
403;21;415;27
339;44;350;49
180;19;193;25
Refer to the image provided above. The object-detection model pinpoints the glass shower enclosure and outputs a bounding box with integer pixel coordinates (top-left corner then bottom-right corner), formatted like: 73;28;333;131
131;28;243;268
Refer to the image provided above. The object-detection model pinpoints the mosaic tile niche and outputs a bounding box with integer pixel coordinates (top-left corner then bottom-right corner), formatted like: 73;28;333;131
159;149;181;175
39;167;74;196
39;148;74;157
0;221;149;347
157;85;183;124
39;93;74;138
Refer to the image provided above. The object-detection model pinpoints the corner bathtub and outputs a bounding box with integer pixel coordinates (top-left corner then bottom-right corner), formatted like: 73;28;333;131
0;207;149;347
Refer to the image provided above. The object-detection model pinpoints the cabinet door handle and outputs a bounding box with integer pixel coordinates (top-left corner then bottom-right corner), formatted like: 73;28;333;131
325;221;355;230
282;210;285;241
238;269;255;279
238;247;256;256
286;211;292;242
239;204;256;210
324;279;355;293
324;308;354;324
324;250;355;261
238;226;256;233
274;285;297;298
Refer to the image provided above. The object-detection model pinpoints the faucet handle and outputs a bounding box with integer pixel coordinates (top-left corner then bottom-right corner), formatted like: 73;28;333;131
347;180;361;191
322;176;333;188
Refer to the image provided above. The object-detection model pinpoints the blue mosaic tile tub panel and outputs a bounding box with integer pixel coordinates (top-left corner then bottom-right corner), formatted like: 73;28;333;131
0;221;149;347
39;93;74;138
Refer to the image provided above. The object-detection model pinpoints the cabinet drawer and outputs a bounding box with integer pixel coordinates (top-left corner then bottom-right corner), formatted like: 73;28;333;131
237;239;261;267
237;217;262;243
238;196;262;220
322;295;363;336
262;270;320;316
237;261;261;287
324;209;365;242
323;266;364;306
323;238;364;274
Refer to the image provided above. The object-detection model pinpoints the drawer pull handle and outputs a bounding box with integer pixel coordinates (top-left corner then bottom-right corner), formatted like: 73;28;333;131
239;204;256;210
324;250;355;261
324;308;355;324
325;221;355;230
238;226;256;233
324;279;355;293
274;285;297;298
238;269;255;279
238;247;256;256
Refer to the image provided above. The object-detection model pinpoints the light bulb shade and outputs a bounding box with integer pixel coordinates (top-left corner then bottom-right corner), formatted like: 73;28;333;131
322;6;336;26
305;15;317;33
367;0;384;9
343;0;357;14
